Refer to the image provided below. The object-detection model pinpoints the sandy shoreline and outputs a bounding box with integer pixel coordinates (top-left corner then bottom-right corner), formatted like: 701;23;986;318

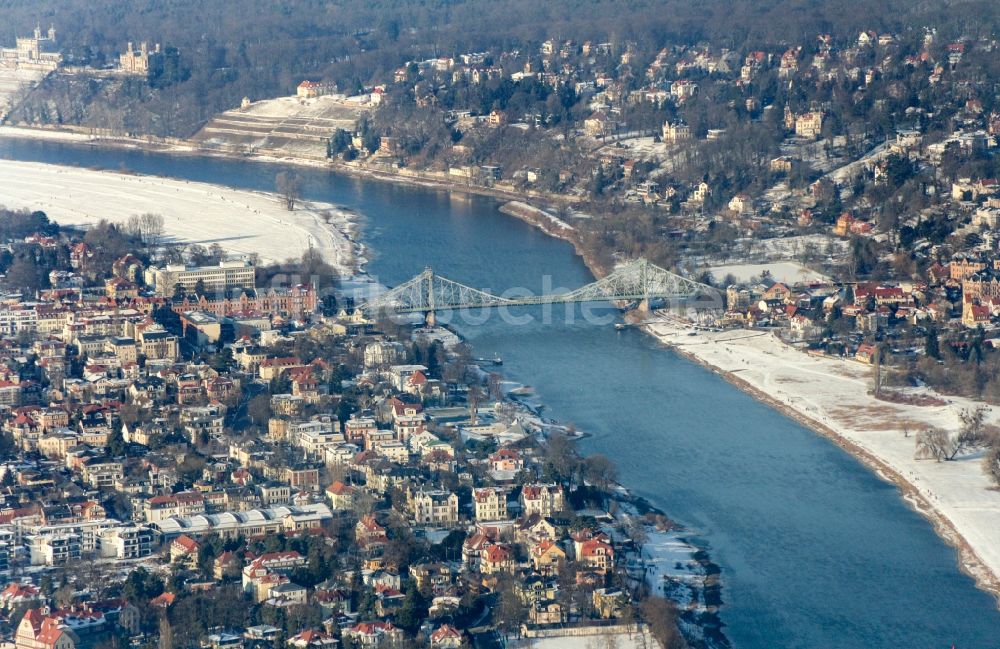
4;124;1000;609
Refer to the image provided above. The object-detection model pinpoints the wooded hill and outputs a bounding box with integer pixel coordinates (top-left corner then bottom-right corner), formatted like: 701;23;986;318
3;0;998;136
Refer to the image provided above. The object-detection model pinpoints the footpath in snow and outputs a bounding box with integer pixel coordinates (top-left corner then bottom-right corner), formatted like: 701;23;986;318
0;159;358;274
646;320;1000;602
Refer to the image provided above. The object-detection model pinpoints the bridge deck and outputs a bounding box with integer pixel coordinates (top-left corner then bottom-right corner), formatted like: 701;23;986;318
358;258;719;316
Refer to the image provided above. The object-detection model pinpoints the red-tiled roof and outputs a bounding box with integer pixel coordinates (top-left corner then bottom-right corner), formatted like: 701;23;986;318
172;534;199;553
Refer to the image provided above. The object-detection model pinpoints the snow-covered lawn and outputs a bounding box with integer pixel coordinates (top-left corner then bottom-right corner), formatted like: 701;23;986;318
823;140;890;186
707;261;829;285
646;322;1000;598
741;233;845;259
0;159;358;274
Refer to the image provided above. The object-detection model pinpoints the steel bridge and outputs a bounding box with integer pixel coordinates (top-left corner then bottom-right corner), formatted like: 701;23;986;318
358;258;720;324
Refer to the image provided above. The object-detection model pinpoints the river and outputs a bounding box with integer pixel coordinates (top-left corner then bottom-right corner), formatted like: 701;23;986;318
2;138;999;648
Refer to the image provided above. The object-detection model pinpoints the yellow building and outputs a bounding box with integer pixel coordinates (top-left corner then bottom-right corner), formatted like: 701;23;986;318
119;42;161;75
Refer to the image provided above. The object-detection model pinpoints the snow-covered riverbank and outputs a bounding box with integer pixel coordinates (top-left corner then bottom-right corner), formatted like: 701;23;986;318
0;158;360;273
646;320;1000;605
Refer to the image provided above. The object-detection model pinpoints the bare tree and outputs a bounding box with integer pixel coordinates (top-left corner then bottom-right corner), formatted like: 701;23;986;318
494;575;527;640
983;445;1000;487
246;394;271;427
583;453;619;491
124;213;166;247
923;407;996;462
487;372;504;401
872;344;883;397
495;401;520;425
639;596;686;649
276;171;303;210
351;490;377;517
626;515;649;552
467;383;482;425
915;427;951;461
123;215;142;240
141;212;165;247
544;431;580;482
158;614;174;649
327;463;349;484
54;582;75;608
949;406;992;460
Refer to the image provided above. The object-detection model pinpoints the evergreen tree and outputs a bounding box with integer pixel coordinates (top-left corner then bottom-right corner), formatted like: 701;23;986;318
393;585;426;633
925;328;940;360
106;427;127;457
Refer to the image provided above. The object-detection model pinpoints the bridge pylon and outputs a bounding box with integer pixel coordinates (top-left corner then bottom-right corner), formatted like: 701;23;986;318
424;266;436;326
638;258;650;313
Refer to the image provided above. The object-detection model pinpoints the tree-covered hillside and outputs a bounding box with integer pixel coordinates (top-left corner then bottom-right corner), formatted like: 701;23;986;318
2;0;998;136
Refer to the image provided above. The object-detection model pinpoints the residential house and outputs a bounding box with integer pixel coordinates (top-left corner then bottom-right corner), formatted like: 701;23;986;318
410;489;459;526
409;563;454;595
520;484;565;518
578;539;614;574
342;622;403;647
593;588;627;619
15;609;78;649
169;534;200;567
355;515;388;555
429;625;463;648
242;551;307;602
144;491;206;523
286;630;338;649
530;540;567;576
325;481;355;511
473;487;507;522
479;543;515;575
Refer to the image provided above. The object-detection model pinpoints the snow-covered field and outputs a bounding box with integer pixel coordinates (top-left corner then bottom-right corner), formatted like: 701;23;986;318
707;261;829;285
0;159;358;273
740;233;845;259
646;321;1000;600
